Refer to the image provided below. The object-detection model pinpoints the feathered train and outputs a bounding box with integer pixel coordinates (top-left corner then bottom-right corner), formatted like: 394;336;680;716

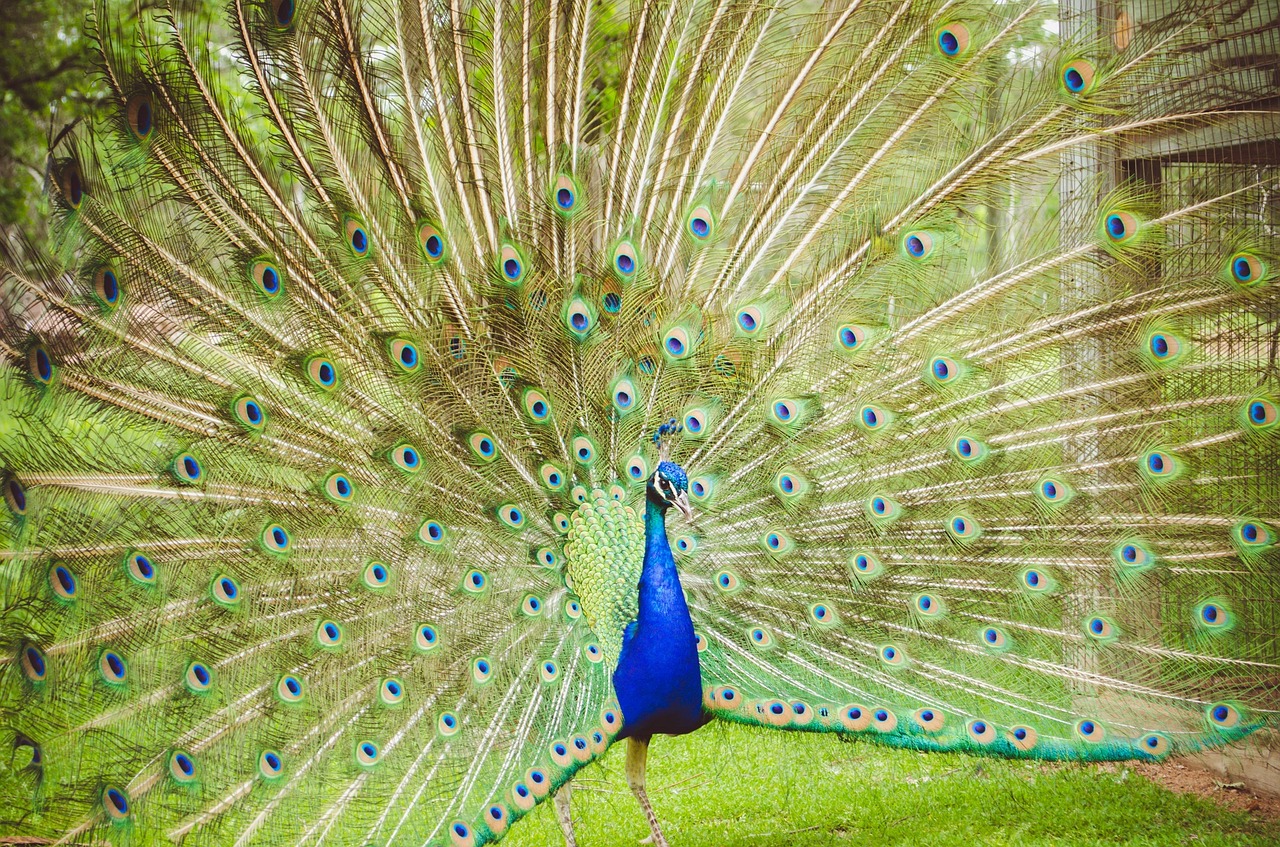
0;0;1276;844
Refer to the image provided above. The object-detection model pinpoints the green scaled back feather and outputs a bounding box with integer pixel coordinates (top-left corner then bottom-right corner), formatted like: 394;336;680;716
0;0;1277;843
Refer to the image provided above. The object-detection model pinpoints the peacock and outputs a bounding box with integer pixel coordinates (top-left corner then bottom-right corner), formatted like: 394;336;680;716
0;0;1277;844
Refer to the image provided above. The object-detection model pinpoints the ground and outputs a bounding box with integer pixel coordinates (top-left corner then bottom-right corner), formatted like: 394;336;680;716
505;722;1280;847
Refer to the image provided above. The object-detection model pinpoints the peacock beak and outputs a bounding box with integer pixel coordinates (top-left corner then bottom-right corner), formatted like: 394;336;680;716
672;491;694;520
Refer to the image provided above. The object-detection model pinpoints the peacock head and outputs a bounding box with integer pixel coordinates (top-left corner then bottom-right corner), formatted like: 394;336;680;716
648;461;693;519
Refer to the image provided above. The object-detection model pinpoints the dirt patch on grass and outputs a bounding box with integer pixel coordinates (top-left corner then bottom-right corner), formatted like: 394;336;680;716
1128;760;1280;821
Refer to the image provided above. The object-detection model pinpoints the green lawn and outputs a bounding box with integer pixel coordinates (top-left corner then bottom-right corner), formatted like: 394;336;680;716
505;723;1278;847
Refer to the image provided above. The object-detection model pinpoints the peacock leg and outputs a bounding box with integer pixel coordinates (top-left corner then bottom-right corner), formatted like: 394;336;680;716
626;736;669;847
552;781;578;846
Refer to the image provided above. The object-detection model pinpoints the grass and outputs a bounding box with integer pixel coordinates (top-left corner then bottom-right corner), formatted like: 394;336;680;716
504;722;1279;847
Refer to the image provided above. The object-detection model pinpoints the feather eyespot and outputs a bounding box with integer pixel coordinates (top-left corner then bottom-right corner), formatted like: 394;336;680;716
462;569;487;593
612;240;640;280
1228;252;1266;287
1061;60;1096;95
388;339;419;372
4;478;27;516
436;712;461;737
522;388;552;422
416;624;440;652
362;560;390;590
1084;615;1117;642
172;452;202;484
663;326;694;360
270;0;295;28
539;464;566;491
872;708;898;732
903;230;934;260
93;265;121;307
687;204;715;241
467;657;492;685
169;750;197;783
612;377;638;414
968;719;997;744
467;432;498;463
1194;599;1233;632
1140;733;1171;757
355;741;380;767
1075;719;1104;742
99;650;127;685
1009;725;1038;752
249;259;283;298
1207;703;1242;730
185;661;213;693
809;603;835;626
125;93;154;140
865;495;901;524
760;529;793;555
344;217;370;256
1103;210;1138;243
1242;397;1277;432
914;593;944;618
28;345;55;385
418;519;446;546
564;296;594;338
858;403;893;432
839;704;872;731
380;678;405;706
552;174;579;215
688;476;714;503
1139;449;1181;482
1231;519;1274;553
497;503;525;530
737;306;764;336
58;161;83;209
306;357;338;389
21;645;47;682
981;627;1010;651
323;472;354;503
315;619;343;648
418;222;447;262
261;523;290;553
498;244;526;284
571;435;596;465
935;23;970;57
259;750;284;780
837;324;867;351
124;555;156;588
849;551;884;583
915;708;946;732
49;564;77;600
617;454;645;483
277;674;305;702
232;395;266;431
211;574;240;606
103;786;131;821
391;443;422;473
879;644;905;666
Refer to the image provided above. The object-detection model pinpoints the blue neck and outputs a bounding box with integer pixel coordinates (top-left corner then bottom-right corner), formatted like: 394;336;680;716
611;497;704;739
639;498;684;617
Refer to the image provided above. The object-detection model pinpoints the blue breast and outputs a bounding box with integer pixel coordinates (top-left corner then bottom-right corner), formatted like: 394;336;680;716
612;498;705;739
